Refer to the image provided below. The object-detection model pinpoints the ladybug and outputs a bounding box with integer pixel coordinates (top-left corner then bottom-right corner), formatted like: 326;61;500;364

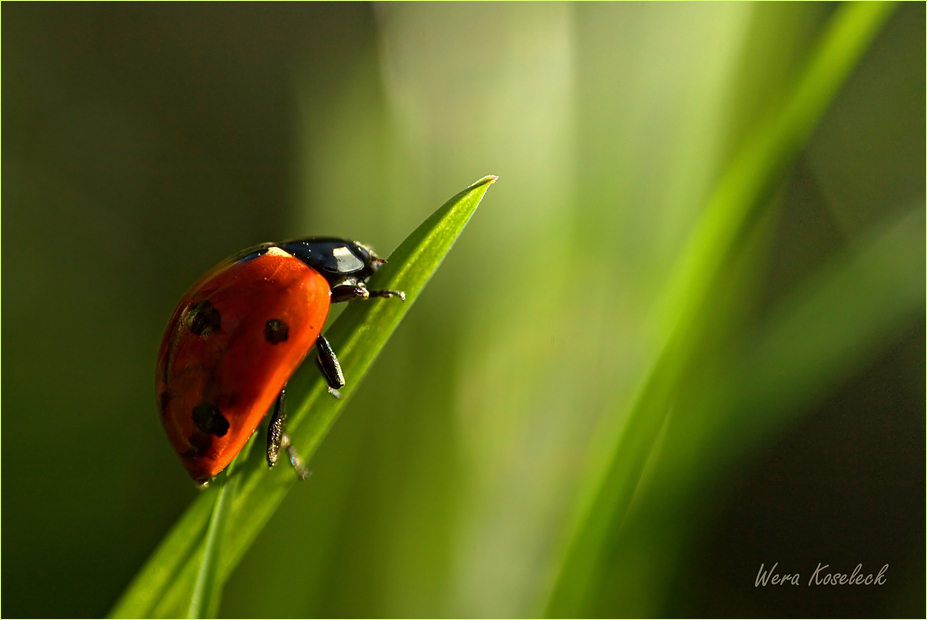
156;238;404;485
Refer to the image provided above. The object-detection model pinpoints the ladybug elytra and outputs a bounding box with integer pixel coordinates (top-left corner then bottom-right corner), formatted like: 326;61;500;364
156;238;404;485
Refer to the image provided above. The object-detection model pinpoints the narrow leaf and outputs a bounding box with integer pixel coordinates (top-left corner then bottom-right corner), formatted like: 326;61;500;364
185;471;236;619
543;3;896;615
575;204;924;616
110;175;497;618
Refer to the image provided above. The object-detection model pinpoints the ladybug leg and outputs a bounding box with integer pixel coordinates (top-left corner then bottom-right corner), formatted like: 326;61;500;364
266;390;287;467
368;287;405;300
266;387;309;479
331;282;405;303
315;334;345;398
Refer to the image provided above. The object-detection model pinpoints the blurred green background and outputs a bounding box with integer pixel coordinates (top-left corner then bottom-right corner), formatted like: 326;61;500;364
3;3;923;617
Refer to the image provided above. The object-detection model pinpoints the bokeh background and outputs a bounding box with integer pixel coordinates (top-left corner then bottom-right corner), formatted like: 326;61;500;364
3;3;923;617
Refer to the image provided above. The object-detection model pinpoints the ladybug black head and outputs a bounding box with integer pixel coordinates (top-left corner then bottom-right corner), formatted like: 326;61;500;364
278;237;386;287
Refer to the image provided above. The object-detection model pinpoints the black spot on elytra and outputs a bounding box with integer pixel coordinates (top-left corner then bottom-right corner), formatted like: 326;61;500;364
192;403;229;437
187;300;222;336
264;319;289;344
159;391;171;416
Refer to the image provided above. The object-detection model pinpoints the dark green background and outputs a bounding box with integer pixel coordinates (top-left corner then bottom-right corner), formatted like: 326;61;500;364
4;3;923;617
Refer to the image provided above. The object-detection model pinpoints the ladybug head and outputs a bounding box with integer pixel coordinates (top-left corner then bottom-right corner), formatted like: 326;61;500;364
279;237;388;287
353;242;387;271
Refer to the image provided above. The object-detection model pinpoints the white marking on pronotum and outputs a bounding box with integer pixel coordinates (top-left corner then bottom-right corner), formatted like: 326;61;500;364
332;246;364;272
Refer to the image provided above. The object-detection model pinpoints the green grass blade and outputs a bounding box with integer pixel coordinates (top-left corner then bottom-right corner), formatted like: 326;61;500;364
726;205;924;446
543;3;896;616
573;204;924;616
109;175;497;618
657;205;924;493
186;470;236;619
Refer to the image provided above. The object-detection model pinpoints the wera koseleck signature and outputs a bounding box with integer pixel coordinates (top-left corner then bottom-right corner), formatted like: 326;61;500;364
755;562;888;587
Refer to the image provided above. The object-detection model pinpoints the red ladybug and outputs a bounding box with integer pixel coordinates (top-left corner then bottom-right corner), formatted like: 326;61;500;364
156;238;404;485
